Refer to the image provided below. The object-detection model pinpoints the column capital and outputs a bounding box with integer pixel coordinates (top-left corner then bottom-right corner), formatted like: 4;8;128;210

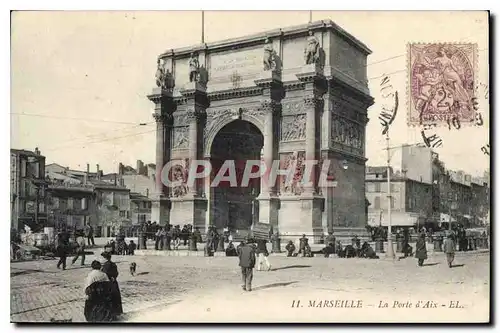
303;95;324;110
186;108;207;122
152;112;173;125
259;99;281;115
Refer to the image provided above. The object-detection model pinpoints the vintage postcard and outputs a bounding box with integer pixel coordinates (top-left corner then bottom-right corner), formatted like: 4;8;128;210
10;11;490;324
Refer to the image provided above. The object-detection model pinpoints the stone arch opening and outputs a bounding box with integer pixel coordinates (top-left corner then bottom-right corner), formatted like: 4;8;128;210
209;119;264;234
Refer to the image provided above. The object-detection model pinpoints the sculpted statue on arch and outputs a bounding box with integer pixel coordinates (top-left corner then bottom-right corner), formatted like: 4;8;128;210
304;30;320;65
155;59;174;90
263;38;277;71
189;52;200;83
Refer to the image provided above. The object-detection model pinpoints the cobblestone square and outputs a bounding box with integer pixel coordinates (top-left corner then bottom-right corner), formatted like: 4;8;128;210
11;250;490;323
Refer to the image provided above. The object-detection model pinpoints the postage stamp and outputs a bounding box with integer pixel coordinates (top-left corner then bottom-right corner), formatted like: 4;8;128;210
407;43;478;126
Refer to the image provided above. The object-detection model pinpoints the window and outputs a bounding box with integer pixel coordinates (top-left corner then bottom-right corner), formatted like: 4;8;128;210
374;196;381;209
391;184;397;192
68;198;74;210
366;183;375;192
148;202;152;209
38;203;45;213
119;210;126;217
375;183;381;192
21;160;26;177
390;197;395;209
126;211;130;219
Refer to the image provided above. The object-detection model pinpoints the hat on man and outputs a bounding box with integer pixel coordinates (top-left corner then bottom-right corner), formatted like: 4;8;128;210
101;251;112;260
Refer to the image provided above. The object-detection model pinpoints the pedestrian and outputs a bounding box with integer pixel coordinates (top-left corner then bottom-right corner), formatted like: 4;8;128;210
238;237;256;292
84;260;114;322
101;252;123;318
84;223;95;246
128;240;136;255
154;228;162;250
443;232;456;268
415;233;428;267
55;233;68;270
256;239;271;271
285;240;296;257
298;234;308;257
71;232;87;266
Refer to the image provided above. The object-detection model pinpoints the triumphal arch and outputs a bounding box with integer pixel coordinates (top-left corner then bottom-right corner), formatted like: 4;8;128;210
148;20;374;243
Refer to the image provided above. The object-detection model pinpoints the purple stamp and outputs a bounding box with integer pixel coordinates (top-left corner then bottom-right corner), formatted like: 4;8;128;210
407;43;477;126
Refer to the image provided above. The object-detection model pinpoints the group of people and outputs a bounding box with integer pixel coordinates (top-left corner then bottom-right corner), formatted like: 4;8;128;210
83;252;123;322
415;231;458;268
104;238;136;256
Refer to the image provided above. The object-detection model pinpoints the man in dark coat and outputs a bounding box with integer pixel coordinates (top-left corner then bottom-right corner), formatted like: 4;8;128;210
415;233;428;266
238;238;256;292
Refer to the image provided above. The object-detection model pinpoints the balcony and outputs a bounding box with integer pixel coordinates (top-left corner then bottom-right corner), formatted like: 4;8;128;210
48;182;94;193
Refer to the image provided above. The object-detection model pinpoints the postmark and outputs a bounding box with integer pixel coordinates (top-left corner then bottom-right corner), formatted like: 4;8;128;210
407;43;477;126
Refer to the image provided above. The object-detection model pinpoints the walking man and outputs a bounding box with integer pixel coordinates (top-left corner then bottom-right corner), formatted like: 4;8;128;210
443;232;456;268
256;239;271;271
72;232;86;266
55;233;68;270
84;223;95;246
238;237;256;292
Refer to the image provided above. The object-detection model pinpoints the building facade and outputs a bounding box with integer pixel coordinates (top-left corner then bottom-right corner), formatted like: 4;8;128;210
366;166;433;228
130;192;152;225
148;20;374;242
11;148;48;231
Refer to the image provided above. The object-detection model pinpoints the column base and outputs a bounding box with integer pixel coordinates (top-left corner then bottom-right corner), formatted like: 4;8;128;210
151;195;171;225
170;196;207;231
300;193;325;244
256;194;279;227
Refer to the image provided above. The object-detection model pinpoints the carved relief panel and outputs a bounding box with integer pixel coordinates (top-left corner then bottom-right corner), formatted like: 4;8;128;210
169;158;190;198
172;127;189;150
281;114;306;142
330;114;364;156
278;151;305;196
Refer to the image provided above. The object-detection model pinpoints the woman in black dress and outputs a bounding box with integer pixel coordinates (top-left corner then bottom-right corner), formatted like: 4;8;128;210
84;260;114;322
101;252;123;317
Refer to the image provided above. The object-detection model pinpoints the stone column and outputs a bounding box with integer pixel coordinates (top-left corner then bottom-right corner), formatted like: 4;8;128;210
147;88;174;226
154;113;166;196
187;111;199;197
254;71;281;227
169;81;209;233
261;100;275;196
303;95;320;194
296;66;326;243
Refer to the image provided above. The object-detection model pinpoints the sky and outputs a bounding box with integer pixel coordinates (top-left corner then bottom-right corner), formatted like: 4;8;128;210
10;11;490;176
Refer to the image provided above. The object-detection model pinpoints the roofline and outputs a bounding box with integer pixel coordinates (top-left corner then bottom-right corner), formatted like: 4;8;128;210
159;19;371;59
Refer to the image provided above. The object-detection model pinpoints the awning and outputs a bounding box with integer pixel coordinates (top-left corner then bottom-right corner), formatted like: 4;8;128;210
368;211;419;227
440;213;457;223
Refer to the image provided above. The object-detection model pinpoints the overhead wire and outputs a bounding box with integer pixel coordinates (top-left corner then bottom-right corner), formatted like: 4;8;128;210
18;32;488;154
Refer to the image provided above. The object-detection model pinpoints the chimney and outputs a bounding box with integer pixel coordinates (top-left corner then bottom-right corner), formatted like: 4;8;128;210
118;163;124;176
96;164;101;180
114;173;117;186
84;163;89;184
34;147;40;155
137;160;144;175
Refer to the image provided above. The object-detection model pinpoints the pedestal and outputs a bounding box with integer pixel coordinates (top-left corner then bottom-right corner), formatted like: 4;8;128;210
170;197;207;231
300;63;323;76
256;194;279;226
254;70;281;86
300;194;324;244
151;195;170;225
181;81;207;94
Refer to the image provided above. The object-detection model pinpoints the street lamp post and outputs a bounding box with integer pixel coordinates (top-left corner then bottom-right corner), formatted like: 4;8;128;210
385;132;395;260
